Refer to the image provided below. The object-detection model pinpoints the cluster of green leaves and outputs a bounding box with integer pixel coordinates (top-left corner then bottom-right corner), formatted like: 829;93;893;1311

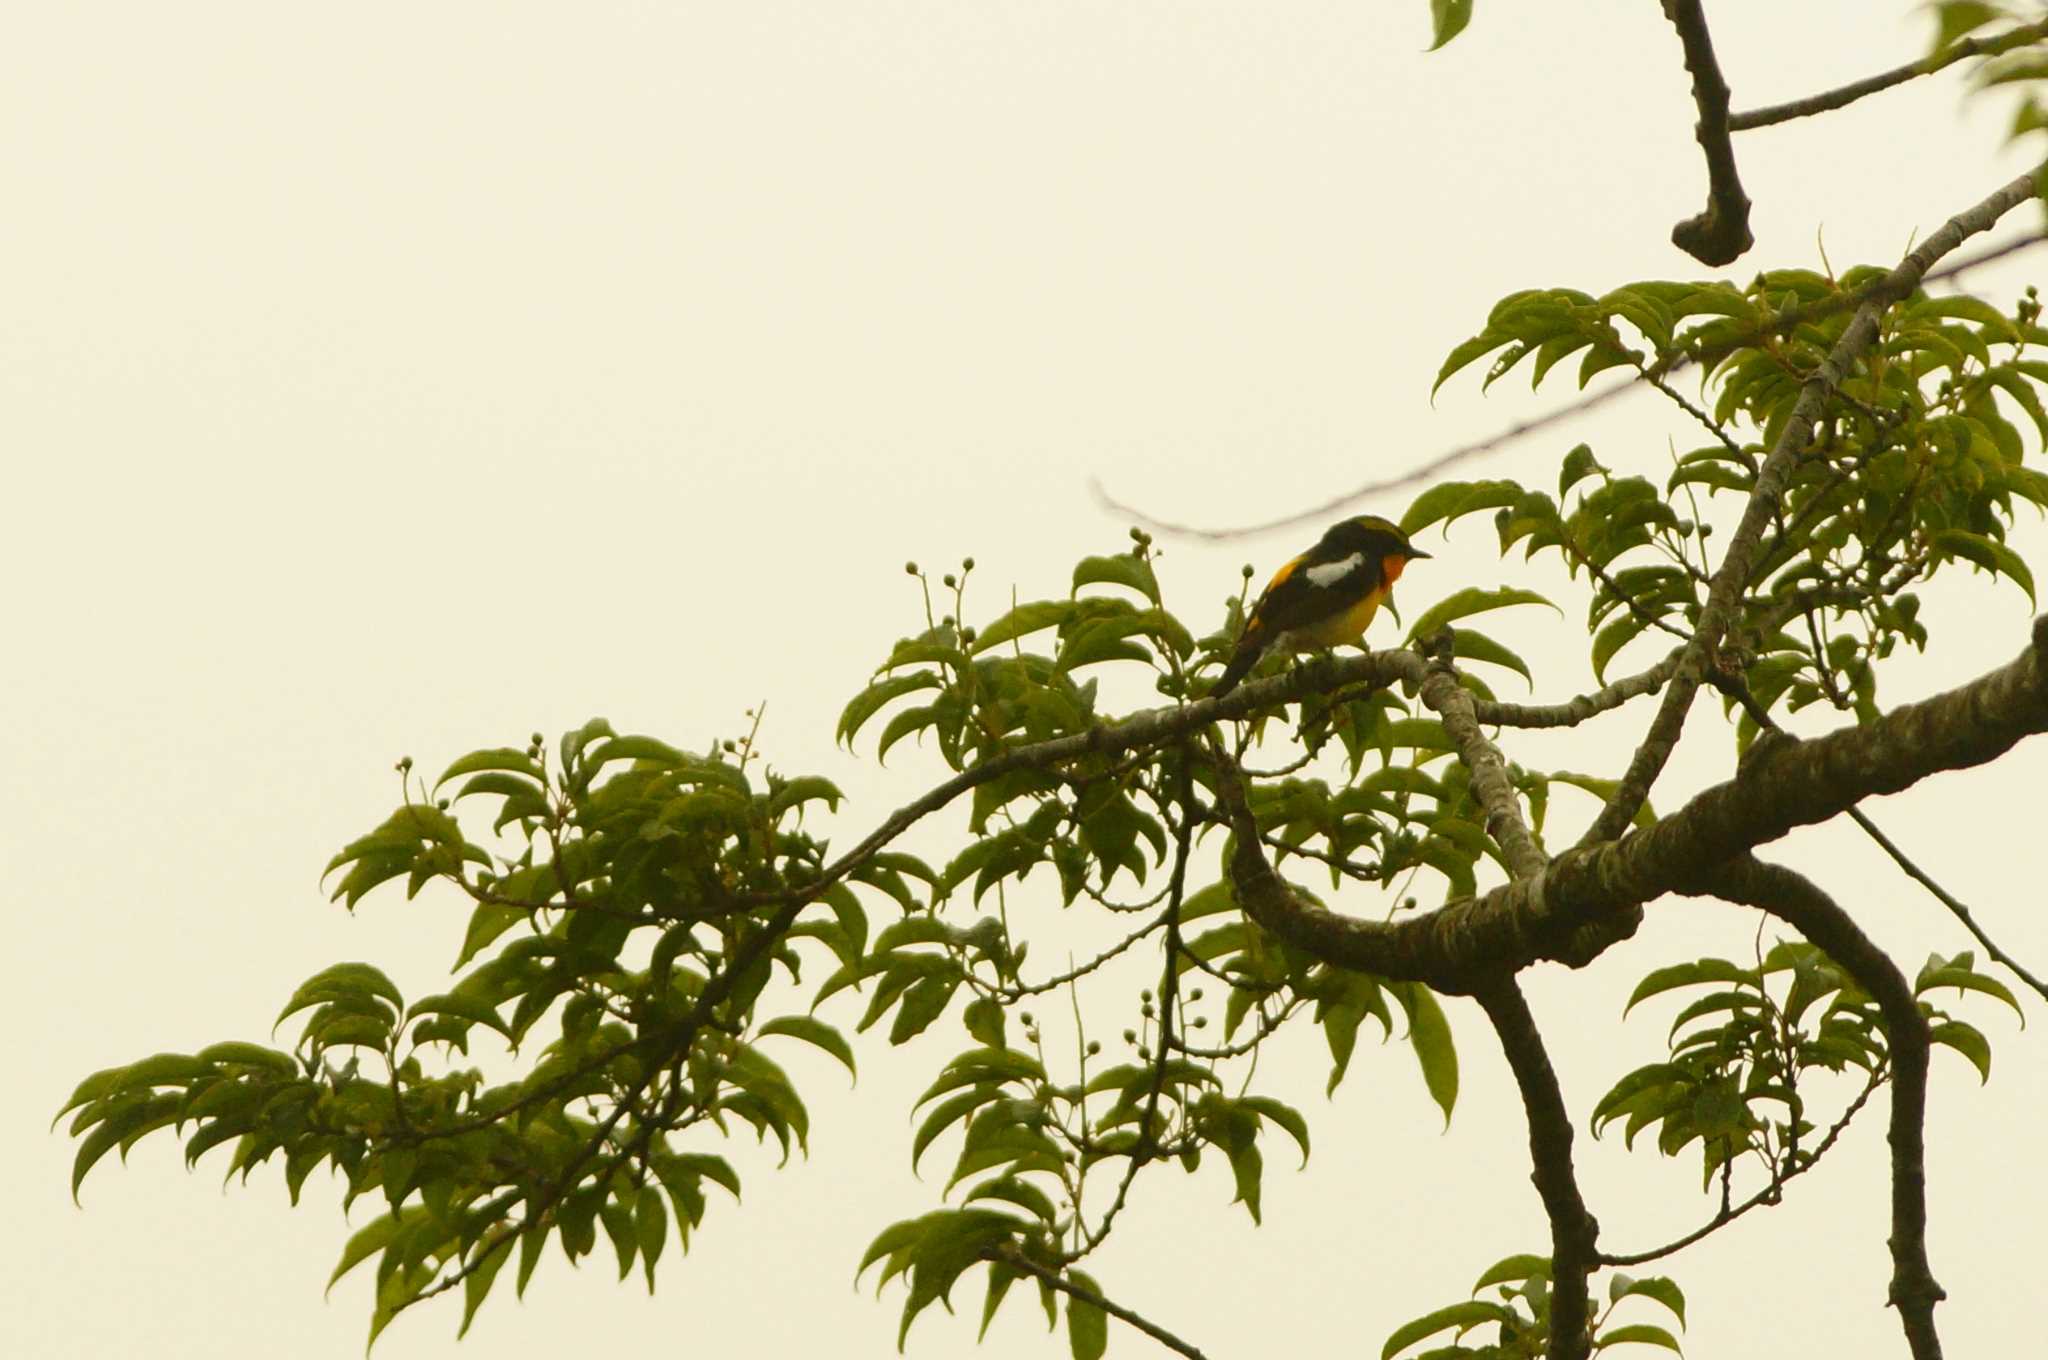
1591;944;2020;1191
1383;1254;1686;1359
60;721;886;1346
837;545;1487;1352
1424;266;2048;747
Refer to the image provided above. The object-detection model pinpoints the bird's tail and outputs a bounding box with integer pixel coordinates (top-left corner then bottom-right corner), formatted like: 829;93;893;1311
1210;636;1263;699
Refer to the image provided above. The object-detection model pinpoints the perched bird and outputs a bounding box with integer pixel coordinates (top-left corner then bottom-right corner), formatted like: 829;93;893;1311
1211;515;1431;698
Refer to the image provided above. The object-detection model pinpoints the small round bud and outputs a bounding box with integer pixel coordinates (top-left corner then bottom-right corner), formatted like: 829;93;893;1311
1698;523;1714;537
1189;988;1204;1002
1136;1046;1150;1060
905;561;920;575
942;574;957;588
1242;564;1255;579
1020;1012;1034;1026
961;626;977;643
531;733;544;748
395;756;413;773
435;798;450;810
1123;1028;1138;1044
962;557;975;571
723;739;738;752
1086;1040;1101;1055
1129;526;1144;542
1140;1002;1155;1018
1191;1016;1207;1029
1140;988;1153;1003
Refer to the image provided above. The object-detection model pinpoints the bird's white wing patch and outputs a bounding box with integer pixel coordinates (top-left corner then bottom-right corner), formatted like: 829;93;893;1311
1304;552;1364;588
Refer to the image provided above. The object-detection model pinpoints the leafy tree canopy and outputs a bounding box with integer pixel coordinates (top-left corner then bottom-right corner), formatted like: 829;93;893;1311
55;5;2048;1360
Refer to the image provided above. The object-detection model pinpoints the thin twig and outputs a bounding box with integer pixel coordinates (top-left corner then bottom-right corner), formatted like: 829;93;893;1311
990;1244;1213;1360
1097;231;2048;546
1847;806;2048;1003
1730;21;2048;131
1600;1060;1886;1267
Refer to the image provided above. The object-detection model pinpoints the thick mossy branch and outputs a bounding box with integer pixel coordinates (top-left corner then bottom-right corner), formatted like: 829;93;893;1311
1222;618;2048;993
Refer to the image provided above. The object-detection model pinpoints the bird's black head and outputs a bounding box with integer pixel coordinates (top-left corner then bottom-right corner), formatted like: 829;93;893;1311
1321;515;1431;563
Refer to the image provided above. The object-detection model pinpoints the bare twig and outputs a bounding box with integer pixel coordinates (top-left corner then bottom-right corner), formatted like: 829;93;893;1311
1730;21;2048;131
1847;807;2048;1004
1098;229;2048;547
1662;0;1754;265
990;1244;1213;1360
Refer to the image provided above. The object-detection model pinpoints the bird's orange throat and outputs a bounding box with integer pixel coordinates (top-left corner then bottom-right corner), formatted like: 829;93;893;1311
1381;554;1409;586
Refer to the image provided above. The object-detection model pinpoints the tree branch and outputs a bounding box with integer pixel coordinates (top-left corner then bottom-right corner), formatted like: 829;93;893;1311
1582;165;2043;845
1100;216;2048;547
1470;648;1684;729
1696;856;1945;1360
1217;616;2048;992
1418;641;1548;878
1661;0;1754;265
989;1244;1213;1360
1472;978;1599;1360
1600;1060;1886;1267
1730;20;2048;131
1846;806;2048;1004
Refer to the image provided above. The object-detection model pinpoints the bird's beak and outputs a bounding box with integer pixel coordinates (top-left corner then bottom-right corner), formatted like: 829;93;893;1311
1406;546;1432;560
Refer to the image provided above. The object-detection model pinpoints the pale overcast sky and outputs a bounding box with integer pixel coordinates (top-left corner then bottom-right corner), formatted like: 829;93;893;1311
7;5;2046;1358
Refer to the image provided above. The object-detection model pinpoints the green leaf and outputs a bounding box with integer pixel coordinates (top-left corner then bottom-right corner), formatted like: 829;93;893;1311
1624;959;1757;1015
434;747;546;790
1239;1095;1311;1165
457;1235;511;1338
1402;480;1527;537
1930;528;2036;603
1382;1300;1513;1360
1408;586;1560;643
1072;553;1160;605
193;1042;299;1077
1610;1274;1687;1327
973;600;1077;654
838;672;944;747
1930;1019;1993;1082
1065;1268;1109;1360
1474;1253;1551;1291
1393;982;1458;1125
1427;0;1475;51
275;963;404;1029
962;996;1007;1048
1596;1322;1683;1353
1916;951;2026;1020
635;1185;669;1291
1444;627;1534;685
455;903;527;970
1560;443;1606;498
756;1015;859;1079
